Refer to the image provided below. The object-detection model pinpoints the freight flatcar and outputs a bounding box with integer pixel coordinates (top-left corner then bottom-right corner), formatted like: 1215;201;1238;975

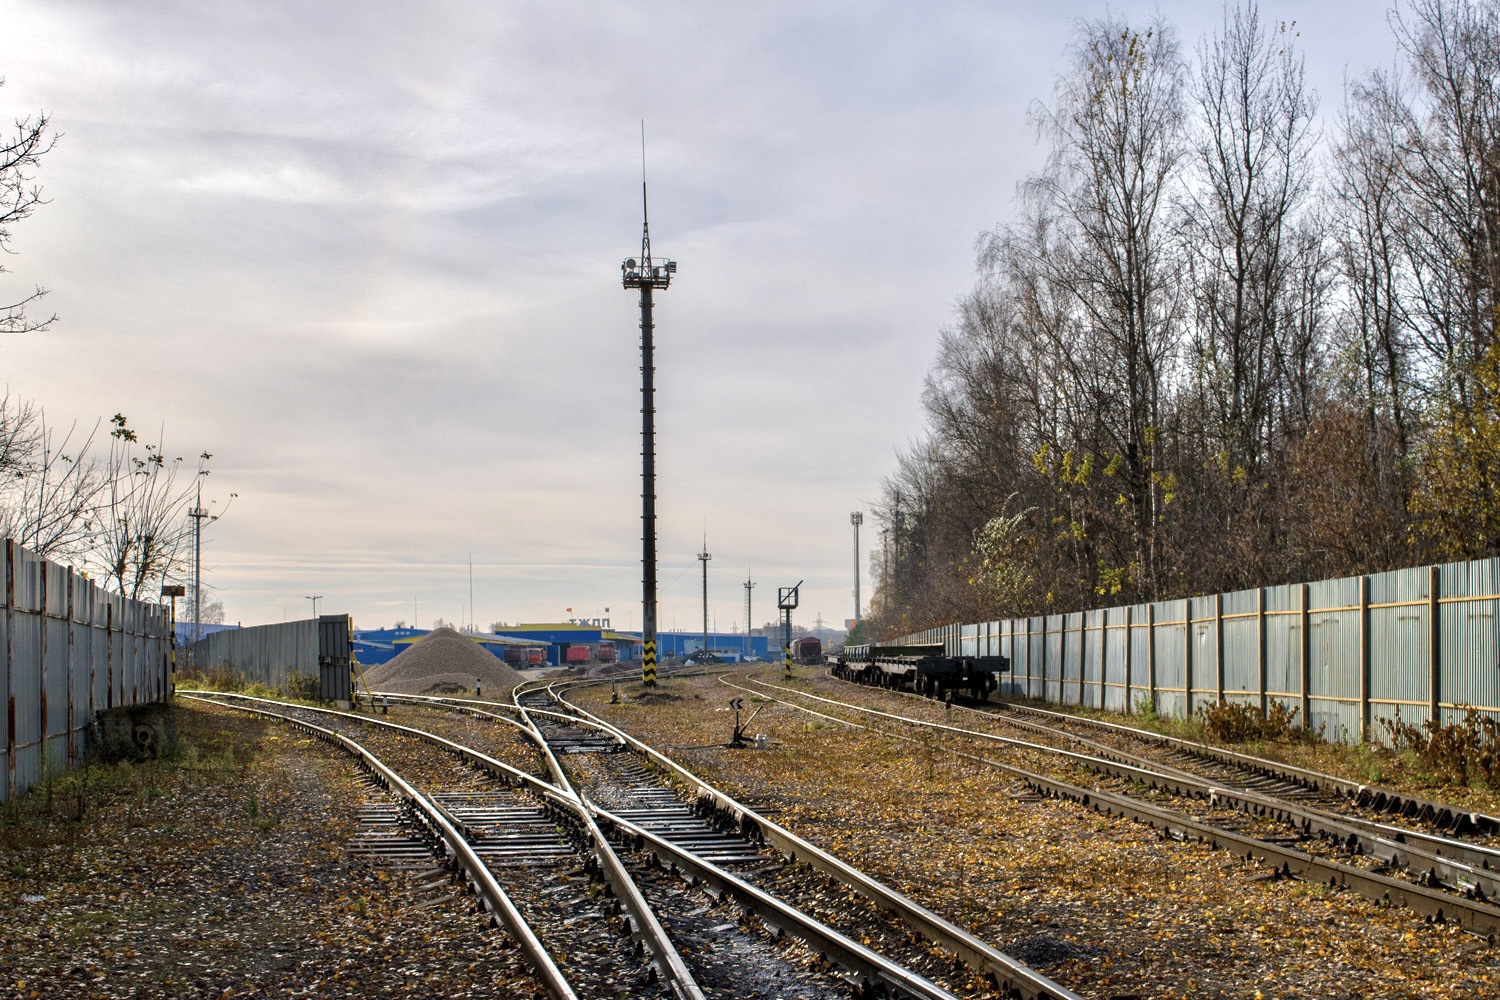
835;641;1008;701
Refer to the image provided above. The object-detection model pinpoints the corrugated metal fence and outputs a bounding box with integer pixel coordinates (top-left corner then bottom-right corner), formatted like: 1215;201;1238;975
0;538;172;803
185;615;350;700
901;557;1500;743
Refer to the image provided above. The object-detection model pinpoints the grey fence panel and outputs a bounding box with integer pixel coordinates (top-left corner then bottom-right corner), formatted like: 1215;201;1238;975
1307;575;1362;742
1043;615;1063;703
1127;604;1151;709
960;623;978;658
1262;583;1301;719
1440;559;1500;727
187;619;322;690
0;543;7;795
1028;617;1045;699
1188;595;1217;716
1152;600;1186;719
1102;606;1129;712
0;538;169;803
1369;565;1430;733
1081;609;1103;710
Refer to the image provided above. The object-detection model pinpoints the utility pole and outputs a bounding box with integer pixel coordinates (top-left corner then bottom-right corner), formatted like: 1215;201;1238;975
306;595;322;620
622;123;676;688
744;570;756;660
188;486;209;646
697;538;711;660
468;553;474;633
850;511;863;627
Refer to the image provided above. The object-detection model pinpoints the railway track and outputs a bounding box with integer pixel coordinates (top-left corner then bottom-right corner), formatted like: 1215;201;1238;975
740;672;1500;939
839;681;1500;903
187;689;1071;999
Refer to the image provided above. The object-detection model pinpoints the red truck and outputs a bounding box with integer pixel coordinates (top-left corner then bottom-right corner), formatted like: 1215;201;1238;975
566;644;591;664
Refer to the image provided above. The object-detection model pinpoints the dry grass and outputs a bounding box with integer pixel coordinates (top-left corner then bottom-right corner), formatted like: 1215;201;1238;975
576;669;1500;1000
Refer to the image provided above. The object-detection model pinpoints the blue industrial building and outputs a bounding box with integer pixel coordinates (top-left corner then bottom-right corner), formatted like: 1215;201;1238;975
352;624;770;668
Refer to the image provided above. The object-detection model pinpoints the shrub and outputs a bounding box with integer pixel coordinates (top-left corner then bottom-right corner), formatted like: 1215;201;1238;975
1384;706;1500;789
284;672;321;702
1199;699;1307;743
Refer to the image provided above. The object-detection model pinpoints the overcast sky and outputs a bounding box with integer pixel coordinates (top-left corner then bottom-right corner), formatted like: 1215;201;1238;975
0;1;1397;634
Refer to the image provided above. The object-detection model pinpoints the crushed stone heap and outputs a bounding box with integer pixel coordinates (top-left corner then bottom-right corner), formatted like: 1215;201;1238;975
362;627;527;696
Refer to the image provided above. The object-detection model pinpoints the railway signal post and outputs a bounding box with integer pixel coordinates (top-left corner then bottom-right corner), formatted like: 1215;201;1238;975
778;582;800;680
622;133;675;688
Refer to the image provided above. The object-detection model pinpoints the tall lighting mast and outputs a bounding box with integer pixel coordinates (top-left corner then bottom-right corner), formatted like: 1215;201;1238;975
622;125;676;688
697;538;711;660
744;569;756;660
850;511;863;629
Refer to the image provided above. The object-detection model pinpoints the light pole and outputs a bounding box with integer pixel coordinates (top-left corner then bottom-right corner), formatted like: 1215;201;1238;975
189;486;209;645
306;595;322;620
622;126;676;688
743;571;756;660
850;511;863;628
697;539;711;660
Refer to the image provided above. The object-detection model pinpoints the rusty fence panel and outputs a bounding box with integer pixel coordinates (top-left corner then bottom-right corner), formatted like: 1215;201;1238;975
0;538;172;804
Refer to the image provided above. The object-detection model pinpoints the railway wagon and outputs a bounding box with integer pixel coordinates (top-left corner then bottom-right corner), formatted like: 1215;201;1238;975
835;641;1008;701
793;635;823;665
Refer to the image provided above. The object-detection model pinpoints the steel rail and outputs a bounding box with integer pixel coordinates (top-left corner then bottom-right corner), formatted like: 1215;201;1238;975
365;690;988;996
515;691;706;1000
968;697;1500;891
545;687;1082;1000
590;804;960;1000
193;691;703;999
178;693;579;1000
766;677;1500;901
725;678;1500;939
996;700;1500;835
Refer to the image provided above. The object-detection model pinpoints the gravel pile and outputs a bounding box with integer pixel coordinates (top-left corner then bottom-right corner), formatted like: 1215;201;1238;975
363;627;526;696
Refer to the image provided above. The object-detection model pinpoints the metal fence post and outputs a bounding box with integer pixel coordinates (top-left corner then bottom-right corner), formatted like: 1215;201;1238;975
1257;586;1267;719
1215;592;1225;704
1300;583;1311;730
1359;574;1371;743
1429;564;1441;725
1077;614;1086;706
5;539;14;802
1184;600;1194;717
1124;605;1133;712
1024;617;1032;699
1098;610;1107;708
1146;603;1157;714
65;571;74;770
38;561;48;782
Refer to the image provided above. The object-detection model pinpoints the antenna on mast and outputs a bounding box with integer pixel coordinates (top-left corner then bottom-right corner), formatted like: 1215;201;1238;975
640;120;651;265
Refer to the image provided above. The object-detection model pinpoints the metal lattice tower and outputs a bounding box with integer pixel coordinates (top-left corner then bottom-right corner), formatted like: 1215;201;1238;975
621;126;676;688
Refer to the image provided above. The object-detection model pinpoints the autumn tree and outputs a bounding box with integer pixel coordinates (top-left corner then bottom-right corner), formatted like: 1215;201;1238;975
0;78;56;335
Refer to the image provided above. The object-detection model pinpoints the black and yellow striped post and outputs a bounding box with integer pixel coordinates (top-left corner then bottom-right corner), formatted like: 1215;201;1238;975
783;642;793;680
643;640;657;688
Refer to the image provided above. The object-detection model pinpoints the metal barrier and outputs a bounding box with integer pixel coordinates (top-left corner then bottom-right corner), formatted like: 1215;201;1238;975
0;538;172;802
902;557;1500;742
